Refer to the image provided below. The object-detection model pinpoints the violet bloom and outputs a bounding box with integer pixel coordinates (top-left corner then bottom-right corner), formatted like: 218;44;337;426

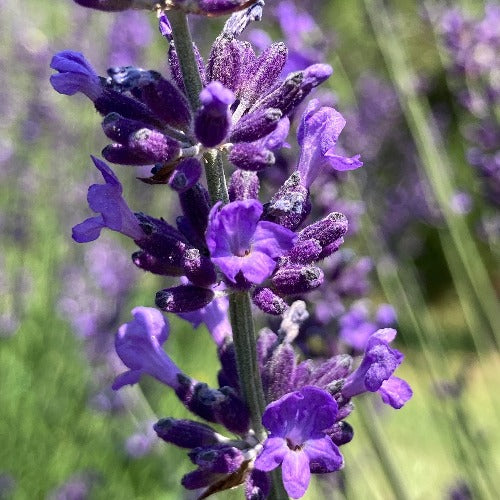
50;51;102;101
297;99;362;188
206;199;296;284
341;328;412;408
254;386;343;499
112;307;182;390
72;156;143;243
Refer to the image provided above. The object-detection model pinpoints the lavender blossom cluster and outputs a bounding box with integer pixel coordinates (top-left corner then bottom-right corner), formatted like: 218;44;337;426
50;1;412;498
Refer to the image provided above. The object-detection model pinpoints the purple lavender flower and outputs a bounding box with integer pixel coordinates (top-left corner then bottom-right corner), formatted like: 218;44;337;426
254;386;343;498
112;307;182;389
206;199;296;284
50;51;102;100
341;328;412;408
72;156;144;243
297;99;362;188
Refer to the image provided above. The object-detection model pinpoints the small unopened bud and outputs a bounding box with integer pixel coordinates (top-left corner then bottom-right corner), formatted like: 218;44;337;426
168;158;202;193
182;248;217;288
195;82;234;147
288;239;322;264
240;43;288;106
154;418;221;448
141;77;192;130
229;108;282;143
272;264;324;295
228;169;260;201
298;212;348;248
327;421;354;447
229;143;275;171
252;287;288;316
156;285;214;313
73;0;156;11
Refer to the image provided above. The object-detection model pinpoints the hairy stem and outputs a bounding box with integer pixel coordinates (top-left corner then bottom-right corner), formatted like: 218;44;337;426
168;10;203;112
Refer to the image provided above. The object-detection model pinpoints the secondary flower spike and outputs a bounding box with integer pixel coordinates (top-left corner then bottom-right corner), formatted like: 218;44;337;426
206;199;297;284
254;386;344;498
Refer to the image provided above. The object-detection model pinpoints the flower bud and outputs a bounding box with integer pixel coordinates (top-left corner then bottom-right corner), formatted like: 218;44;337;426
73;0;156;11
181;248;217;288
154;418;221;448
195;82;234;147
263;172;311;230
168;158;202;193
141;76;192;130
229;143;275;171
228;169;260;201
240;42;288;106
155;285;214;313
229;108;282;143
252;287;288;316
288;239;322;264
272;264;324;295
298;212;348;248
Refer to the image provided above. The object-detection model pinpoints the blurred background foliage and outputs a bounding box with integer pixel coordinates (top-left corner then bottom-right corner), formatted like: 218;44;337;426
0;0;499;498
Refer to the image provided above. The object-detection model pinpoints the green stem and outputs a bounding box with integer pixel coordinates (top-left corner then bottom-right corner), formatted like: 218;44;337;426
229;292;267;439
203;149;229;205
168;10;203;112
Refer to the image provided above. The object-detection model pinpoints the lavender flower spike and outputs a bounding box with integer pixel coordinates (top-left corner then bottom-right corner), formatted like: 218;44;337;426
50;51;102;101
206;199;296;284
72;156;143;243
297;99;362;188
113;307;182;390
341;328;413;408
254;386;343;498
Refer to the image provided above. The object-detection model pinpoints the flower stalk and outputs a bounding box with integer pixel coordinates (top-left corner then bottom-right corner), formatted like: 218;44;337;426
169;11;287;498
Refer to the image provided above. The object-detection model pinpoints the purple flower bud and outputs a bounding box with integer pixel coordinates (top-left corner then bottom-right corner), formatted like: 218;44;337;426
212;386;250;433
179;184;211;249
101;112;150;143
190;444;245;474
272;264;324;296
308;355;352;389
127;128;181;164
229;142;275;171
298;212;348;248
158;13;172;40
262;343;296;401
195;82;234;147
181;248;218;288
217;340;239;389
228;169;260;201
168;158;202;193
50;51;102;100
240;42;288;105
207;37;252;93
141;76;192;130
132;250;185;276
263;172;311;230
230;108;283;143
95;89;162;127
73;0;156;10
327;421;354;447
154;418;221;448
178;0;257;16
251;63;333;116
288;239;322;264
318;237;344;259
155;285;215;313
252;287;288;316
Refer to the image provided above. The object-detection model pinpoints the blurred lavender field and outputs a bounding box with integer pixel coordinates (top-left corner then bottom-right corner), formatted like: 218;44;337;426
0;0;499;499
